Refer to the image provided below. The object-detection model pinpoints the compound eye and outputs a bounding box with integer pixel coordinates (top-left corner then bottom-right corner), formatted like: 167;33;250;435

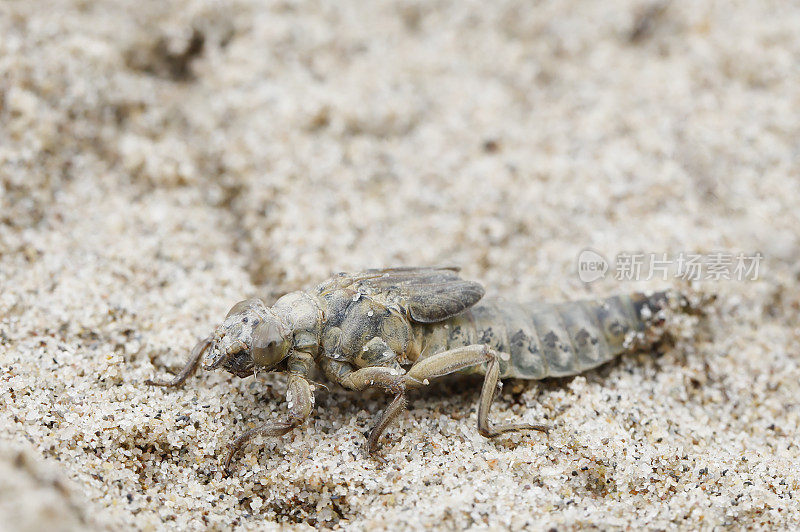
252;319;281;350
251;317;290;368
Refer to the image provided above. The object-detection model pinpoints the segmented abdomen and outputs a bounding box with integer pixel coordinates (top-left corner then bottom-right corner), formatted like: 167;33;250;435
415;292;672;379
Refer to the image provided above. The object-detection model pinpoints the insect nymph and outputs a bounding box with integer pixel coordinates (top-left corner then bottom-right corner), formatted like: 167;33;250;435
147;267;681;472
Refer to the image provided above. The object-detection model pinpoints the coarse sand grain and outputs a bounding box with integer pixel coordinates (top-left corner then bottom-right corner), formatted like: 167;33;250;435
1;1;799;529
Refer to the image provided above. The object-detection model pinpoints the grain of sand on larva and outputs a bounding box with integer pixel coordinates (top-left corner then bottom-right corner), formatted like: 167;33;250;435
1;1;799;530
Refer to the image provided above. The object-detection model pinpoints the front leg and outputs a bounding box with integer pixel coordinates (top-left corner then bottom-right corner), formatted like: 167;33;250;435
224;352;315;474
145;335;214;387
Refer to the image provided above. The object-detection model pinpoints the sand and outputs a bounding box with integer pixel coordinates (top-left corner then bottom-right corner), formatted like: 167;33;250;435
1;0;799;529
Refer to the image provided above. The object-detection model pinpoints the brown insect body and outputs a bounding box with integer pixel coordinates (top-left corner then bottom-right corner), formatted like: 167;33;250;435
146;267;682;472
314;268;669;379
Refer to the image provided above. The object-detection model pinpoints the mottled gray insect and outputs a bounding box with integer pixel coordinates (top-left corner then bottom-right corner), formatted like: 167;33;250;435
147;267;687;472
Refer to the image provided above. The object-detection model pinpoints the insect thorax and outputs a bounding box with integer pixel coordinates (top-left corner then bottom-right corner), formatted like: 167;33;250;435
271;290;324;356
317;288;414;368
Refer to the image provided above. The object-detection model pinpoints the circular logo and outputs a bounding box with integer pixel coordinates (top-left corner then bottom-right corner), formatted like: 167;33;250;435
577;249;608;283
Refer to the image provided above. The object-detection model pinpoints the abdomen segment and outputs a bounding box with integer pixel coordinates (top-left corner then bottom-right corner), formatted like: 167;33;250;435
418;291;673;379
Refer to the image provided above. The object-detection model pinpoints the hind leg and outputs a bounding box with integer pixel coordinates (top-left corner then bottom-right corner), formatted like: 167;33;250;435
406;345;549;438
473;348;549;437
339;345;548;454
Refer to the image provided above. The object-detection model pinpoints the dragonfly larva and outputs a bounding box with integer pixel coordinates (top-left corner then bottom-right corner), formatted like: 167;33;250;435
146;267;696;472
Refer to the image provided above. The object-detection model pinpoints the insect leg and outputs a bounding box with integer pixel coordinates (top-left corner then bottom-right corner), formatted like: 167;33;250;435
223;420;295;474
340;366;408;392
223;354;315;474
476;348;549;438
406;344;491;381
406;345;549;439
367;392;407;455
145;335;213;387
336;366;410;455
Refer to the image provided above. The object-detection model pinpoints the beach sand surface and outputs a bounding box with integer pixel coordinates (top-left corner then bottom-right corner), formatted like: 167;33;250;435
1;1;799;529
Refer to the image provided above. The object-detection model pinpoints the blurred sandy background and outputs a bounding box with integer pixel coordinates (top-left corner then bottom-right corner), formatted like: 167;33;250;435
1;0;799;529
